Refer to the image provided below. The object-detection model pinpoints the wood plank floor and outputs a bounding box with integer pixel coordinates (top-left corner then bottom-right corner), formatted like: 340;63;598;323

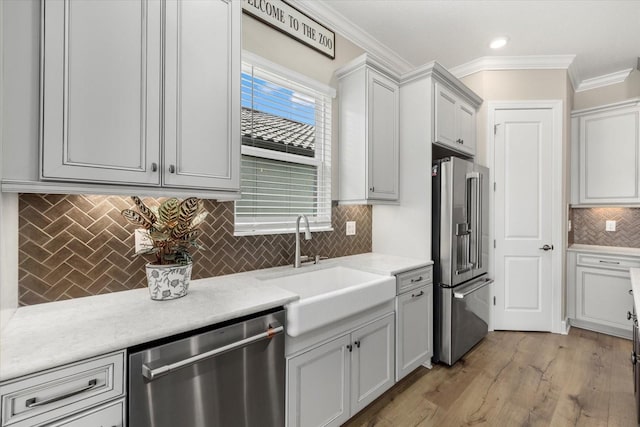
344;328;635;427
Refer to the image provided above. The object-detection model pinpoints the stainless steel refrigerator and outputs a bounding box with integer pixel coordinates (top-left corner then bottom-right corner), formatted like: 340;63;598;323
432;157;493;366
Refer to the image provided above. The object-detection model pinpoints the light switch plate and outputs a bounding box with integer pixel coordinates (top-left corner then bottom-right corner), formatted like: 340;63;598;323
135;228;153;253
605;220;616;232
346;221;356;236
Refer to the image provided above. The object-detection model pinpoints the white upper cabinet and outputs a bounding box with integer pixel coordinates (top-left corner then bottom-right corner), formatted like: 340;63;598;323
434;82;476;156
337;54;399;204
41;0;162;186
572;101;640;205
163;0;240;191
39;0;240;196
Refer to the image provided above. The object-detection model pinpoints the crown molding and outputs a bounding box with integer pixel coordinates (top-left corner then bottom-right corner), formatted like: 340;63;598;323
286;0;414;75
575;68;633;92
449;55;577;79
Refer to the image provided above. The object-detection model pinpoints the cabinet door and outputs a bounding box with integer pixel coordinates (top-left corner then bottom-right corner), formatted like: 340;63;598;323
41;0;162;186
287;335;351;427
350;314;395;415
434;83;458;148
576;266;634;331
367;69;399;200
579;107;640;204
396;285;432;381
163;0;240;191
456;102;476;155
44;399;124;427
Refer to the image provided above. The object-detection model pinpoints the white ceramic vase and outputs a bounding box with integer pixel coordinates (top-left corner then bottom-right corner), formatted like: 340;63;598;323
145;262;193;301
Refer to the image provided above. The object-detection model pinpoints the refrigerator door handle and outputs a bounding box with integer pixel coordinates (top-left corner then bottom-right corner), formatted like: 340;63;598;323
476;173;483;269
466;172;481;269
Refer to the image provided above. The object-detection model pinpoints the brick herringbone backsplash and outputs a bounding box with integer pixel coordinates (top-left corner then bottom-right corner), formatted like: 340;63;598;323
18;194;372;306
572;207;640;248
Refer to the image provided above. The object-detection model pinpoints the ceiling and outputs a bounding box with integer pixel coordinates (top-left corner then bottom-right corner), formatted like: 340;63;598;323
307;0;640;85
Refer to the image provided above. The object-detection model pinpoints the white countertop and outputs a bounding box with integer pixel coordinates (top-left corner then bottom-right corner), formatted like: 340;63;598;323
0;252;430;382
567;244;640;257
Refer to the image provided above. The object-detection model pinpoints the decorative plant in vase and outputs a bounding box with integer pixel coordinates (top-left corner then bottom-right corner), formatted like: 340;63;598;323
121;196;207;300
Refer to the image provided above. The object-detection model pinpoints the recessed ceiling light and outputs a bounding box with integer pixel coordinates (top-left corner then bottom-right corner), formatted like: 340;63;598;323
489;37;509;49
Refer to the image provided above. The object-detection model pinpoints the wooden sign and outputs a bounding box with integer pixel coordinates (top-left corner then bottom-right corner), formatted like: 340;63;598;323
242;0;335;59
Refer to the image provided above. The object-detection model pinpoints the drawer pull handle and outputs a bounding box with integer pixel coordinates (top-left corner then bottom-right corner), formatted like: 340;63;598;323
630;289;634;296
25;379;98;408
410;276;424;283
412;290;425;298
599;260;620;265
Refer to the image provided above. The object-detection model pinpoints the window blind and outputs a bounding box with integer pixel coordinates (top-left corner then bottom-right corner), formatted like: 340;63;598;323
235;59;333;235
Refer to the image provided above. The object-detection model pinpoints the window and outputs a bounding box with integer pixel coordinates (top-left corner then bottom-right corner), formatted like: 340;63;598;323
235;53;335;235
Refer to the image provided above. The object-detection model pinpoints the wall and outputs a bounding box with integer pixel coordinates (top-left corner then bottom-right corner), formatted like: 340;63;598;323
461;69;570;167
243;15;365;199
461;69;572;325
18;195;371;305
2;3;371;306
573;69;640;111
0;0;20;329
572;207;640;248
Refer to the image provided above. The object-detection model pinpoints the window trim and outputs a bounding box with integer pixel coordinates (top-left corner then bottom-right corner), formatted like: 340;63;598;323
235;52;335;237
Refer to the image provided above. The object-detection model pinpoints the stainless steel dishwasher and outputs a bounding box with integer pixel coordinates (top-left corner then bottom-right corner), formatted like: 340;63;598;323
128;308;285;427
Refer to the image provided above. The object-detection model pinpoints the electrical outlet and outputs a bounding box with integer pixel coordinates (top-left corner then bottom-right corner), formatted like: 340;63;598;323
135;228;153;253
605;220;616;232
346;221;356;236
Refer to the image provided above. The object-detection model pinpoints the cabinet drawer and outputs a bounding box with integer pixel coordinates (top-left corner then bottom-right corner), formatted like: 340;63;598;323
46;398;124;427
0;351;125;427
397;266;433;294
576;253;640;270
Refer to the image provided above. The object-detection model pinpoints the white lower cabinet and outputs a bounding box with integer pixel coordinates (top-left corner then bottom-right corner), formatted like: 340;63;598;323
287;314;395;427
396;284;433;380
567;250;637;339
46;399;125;427
0;351;125;427
576;266;633;331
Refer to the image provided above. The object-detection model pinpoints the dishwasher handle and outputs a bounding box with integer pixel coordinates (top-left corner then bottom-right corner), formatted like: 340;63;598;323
453;278;493;299
142;323;284;381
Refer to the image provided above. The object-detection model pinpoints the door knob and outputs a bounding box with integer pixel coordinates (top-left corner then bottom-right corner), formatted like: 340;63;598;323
539;244;554;251
169;165;176;174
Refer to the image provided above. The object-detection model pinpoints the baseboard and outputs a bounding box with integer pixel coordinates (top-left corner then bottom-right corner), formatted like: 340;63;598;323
570;318;632;340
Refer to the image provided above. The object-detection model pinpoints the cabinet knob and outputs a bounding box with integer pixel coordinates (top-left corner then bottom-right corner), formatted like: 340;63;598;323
369;186;374;192
169;164;176;174
632;351;638;365
151;162;158;172
456;138;463;144
346;344;352;352
354;340;361;348
628;311;634;321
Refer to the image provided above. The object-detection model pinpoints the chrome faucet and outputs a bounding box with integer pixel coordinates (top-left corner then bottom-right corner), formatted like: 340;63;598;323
294;214;312;268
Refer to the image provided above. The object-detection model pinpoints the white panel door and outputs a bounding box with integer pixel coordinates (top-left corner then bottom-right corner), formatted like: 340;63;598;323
41;0;162;185
396;285;432;381
350;314;395;415
494;109;554;331
579;108;640;203
457;102;476;155
576;266;633;331
434;83;457;148
163;0;240;191
287;335;351;427
367;69;399;200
